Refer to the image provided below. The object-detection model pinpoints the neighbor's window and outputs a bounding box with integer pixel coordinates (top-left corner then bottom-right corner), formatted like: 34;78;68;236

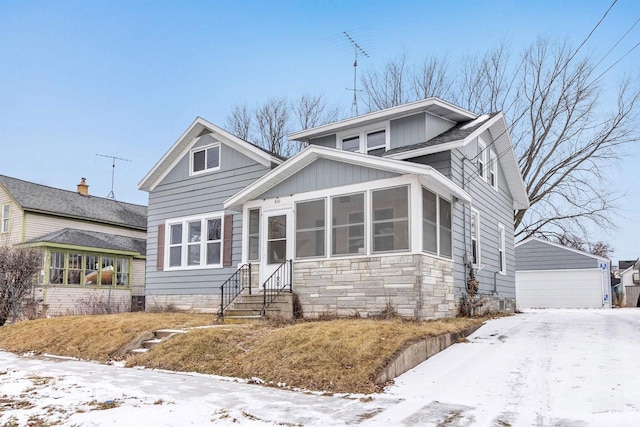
498;223;506;274
1;204;9;233
372;186;409;253
296;199;325;258
167;214;224;269
49;252;130;286
191;144;220;174
489;149;497;189
478;138;486;180
471;209;480;266
247;209;260;261
332;193;365;255
341;136;360;152
366;130;386;156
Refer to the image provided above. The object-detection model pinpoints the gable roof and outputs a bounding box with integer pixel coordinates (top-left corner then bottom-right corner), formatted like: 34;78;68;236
515;237;609;263
0;175;147;230
138;117;284;192
288;97;477;141
23;228;146;256
224;145;471;210
385;112;529;210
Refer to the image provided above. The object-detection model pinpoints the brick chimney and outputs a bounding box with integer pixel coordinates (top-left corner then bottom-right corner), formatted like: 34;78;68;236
77;178;89;196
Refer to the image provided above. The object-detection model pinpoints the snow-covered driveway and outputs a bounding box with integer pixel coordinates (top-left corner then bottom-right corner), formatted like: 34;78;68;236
1;309;639;426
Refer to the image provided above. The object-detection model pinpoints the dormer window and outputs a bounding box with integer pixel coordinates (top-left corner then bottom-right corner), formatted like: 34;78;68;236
338;123;389;156
191;143;220;175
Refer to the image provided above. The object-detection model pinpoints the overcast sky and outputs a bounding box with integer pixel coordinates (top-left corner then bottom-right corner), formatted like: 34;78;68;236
1;0;638;261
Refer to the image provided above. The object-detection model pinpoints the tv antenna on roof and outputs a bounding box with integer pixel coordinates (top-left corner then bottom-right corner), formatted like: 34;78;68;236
96;153;131;200
343;31;369;117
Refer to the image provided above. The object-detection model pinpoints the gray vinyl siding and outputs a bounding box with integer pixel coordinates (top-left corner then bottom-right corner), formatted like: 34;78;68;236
448;138;517;299
309;134;336;148
515;239;600;271
389;113;455;151
259;158;399;199
406;151;452;178
146;142;271;296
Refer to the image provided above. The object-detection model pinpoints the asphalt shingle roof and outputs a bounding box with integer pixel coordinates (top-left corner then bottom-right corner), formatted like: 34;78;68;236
0;175;147;230
24;228;146;256
384;112;500;157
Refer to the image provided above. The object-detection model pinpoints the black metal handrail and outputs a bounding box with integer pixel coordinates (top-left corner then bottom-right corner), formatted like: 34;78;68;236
219;263;252;317
262;259;292;315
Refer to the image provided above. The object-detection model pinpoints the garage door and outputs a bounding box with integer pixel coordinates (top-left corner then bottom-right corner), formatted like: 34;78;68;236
516;269;604;309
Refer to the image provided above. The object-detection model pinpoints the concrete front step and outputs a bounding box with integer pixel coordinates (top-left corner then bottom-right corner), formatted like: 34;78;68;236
128;329;187;355
220;315;264;325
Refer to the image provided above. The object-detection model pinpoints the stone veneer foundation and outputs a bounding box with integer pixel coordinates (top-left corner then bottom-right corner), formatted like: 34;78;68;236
293;253;456;320
146;294;221;314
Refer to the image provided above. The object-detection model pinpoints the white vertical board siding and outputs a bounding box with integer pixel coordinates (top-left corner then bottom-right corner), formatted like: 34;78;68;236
24;213;146;241
516;269;605;309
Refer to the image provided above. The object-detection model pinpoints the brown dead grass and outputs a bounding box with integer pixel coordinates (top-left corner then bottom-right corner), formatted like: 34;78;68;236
0;313;212;362
127;317;482;394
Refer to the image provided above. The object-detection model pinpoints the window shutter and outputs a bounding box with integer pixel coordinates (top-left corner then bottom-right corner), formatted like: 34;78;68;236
223;214;233;267
157;224;165;271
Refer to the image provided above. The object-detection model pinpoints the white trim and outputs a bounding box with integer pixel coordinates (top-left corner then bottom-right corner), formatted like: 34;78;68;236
498;223;506;275
383;140;463;160
139;117;282;192
288;97;476;141
336;121;390;155
189;142;221;176
224;145;471;210
164;211;225;271
515;237;610;263
516;267;603;273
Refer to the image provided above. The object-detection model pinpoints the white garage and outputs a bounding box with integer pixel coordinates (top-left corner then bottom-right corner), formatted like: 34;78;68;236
515;238;611;309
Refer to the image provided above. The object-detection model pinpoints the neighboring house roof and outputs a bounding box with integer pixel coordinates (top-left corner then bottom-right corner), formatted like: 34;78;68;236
0;175;147;230
23;228;147;256
619;260;636;270
515;237;610;263
288;97;477;141
224;145;472;210
138;117;284;192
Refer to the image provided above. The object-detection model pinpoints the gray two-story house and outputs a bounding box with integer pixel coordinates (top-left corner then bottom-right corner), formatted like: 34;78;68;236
139;98;529;318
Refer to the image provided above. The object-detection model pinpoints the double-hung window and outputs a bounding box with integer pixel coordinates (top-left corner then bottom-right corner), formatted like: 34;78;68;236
296;199;325;258
167;214;223;269
422;188;453;258
1;204;9;233
498;223;506;274
471;209;480;266
489;149;498;190
478;138;486;180
191;143;220;175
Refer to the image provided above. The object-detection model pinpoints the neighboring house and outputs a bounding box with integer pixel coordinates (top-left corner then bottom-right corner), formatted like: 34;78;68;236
619;258;640;307
515;238;612;309
0;175;147;315
139;98;529;319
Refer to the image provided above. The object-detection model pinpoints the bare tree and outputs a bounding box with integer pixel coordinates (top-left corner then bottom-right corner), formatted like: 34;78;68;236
359;38;640;247
225;104;252;141
556;233;613;259
225;95;343;157
0;245;42;325
411;56;455;101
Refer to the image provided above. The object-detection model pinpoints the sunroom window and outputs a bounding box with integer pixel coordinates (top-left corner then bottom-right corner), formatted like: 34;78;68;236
247;209;260;261
422;188;453;258
332;193;365;255
439;198;452;258
372;187;409;253
48;251;131;286
296;199;325;258
191;144;220;175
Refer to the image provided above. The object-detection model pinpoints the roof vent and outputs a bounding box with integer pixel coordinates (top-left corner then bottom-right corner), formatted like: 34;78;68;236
77;178;89;196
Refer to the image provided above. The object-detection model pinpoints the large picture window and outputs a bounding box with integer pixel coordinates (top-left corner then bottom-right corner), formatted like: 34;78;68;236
372;187;409;252
166;213;224;269
48;251;131;286
332;193;365;255
422;188;453;258
296;199;325;258
191;144;220;175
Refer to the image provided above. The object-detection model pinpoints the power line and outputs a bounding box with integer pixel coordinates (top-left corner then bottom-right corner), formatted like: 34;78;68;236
590;40;640;85
592;16;640;71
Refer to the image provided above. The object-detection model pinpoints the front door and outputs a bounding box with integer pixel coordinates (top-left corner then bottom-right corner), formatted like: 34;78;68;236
260;209;292;286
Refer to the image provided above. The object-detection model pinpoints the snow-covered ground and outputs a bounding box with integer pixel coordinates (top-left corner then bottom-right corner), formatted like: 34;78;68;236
1;309;639;426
